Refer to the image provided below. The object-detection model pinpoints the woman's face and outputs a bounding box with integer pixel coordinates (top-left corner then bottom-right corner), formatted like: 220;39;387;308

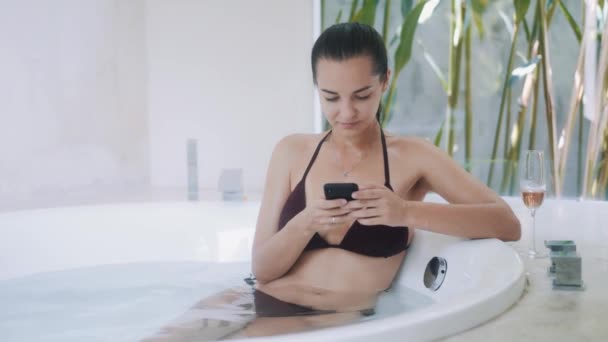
315;55;389;134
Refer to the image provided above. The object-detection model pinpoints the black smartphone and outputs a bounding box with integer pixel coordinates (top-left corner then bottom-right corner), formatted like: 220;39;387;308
323;183;359;201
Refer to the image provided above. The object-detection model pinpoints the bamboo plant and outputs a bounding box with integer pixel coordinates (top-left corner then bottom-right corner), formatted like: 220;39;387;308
322;0;608;199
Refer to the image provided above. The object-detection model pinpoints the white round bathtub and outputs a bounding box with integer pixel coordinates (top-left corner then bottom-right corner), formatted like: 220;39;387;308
0;198;525;341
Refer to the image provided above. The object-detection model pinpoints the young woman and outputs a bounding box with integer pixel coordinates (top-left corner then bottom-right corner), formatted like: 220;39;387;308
144;22;521;341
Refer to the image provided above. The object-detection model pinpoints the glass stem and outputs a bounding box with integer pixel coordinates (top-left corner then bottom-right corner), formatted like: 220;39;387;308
530;208;536;255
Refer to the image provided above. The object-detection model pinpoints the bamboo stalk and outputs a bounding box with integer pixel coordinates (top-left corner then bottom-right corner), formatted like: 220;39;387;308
487;24;520;186
500;86;515;194
445;0;456;154
578;104;584;196
321;0;326;29
523;17;532;43
547;0;558;23
583;5;608;197
599;125;608;196
528;67;541;150
504;87;513;161
446;0;464;156
501;42;540;195
448;40;463;156
500;17;541;193
591;21;608;172
496;0;535;191
528;6;541;152
383;0;391;45
599;123;608;196
582;0;599;197
465;21;473;172
510;72;535;195
577;0;587;197
594;105;608;197
538;0;561;196
557;36;586;190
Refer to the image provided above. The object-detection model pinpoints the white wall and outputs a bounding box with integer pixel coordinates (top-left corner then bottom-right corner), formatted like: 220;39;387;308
146;0;315;193
0;0;148;204
0;0;314;209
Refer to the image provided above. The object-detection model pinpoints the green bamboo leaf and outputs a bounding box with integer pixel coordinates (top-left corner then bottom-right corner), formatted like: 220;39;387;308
349;0;360;22
389;32;400;48
473;12;485;39
418;40;449;92
335;9;343;24
557;0;582;43
471;0;489;12
380;84;399;126
471;0;491;38
546;0;558;24
425;52;449;92
381;77;398;125
353;0;379;26
394;0;428;75
434;119;445;147
530;3;540;41
514;0;531;24
401;0;414;17
523;17;532;43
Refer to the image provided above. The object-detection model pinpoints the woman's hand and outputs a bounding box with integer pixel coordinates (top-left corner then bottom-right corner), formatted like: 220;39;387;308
296;196;353;234
347;184;409;227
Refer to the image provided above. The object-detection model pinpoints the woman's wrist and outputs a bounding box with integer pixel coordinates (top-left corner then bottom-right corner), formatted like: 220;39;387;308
401;199;421;228
291;210;317;236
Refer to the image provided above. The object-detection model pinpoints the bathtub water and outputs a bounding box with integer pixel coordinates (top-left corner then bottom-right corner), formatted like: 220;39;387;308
0;261;434;341
0;199;525;341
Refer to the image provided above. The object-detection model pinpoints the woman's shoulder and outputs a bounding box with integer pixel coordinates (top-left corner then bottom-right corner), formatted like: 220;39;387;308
270;133;329;179
274;132;329;153
385;133;438;155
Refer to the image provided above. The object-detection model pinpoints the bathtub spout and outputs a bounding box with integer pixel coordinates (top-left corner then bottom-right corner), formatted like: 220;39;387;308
187;139;199;201
218;168;244;201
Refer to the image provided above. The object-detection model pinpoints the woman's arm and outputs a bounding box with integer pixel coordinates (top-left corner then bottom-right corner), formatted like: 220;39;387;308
251;136;313;284
405;138;521;241
348;137;520;241
251;136;350;284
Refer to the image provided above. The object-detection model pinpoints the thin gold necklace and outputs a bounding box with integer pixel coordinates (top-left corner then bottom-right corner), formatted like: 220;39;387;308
330;133;369;178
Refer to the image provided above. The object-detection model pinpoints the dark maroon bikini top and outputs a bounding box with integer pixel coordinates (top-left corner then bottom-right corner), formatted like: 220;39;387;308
277;129;409;258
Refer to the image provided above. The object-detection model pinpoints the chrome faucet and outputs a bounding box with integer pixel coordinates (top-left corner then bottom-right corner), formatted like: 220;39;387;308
545;240;585;290
187;139;199;201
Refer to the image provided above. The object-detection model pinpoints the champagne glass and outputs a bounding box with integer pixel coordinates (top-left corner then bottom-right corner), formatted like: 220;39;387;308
520;150;547;258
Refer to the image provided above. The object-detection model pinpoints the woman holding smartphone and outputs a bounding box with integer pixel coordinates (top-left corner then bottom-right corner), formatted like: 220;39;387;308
251;20;520;309
145;22;521;341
